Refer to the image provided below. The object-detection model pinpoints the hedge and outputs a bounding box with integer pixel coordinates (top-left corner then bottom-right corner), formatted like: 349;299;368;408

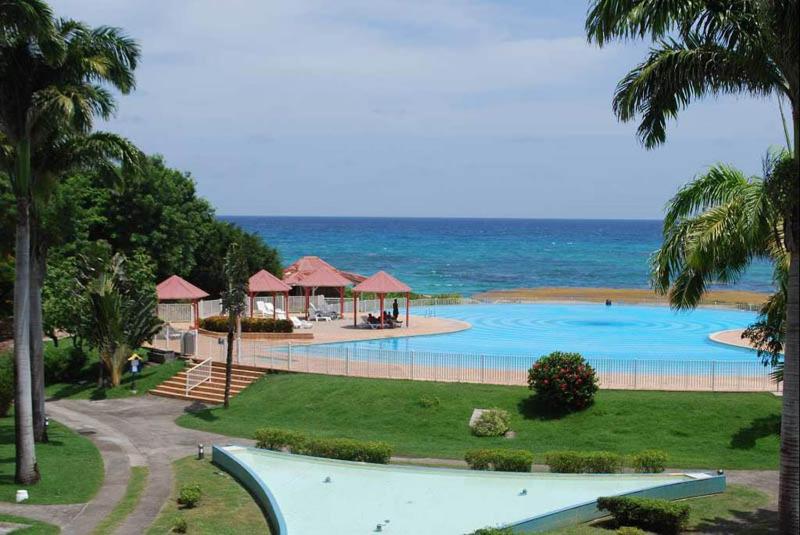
597;496;690;534
254;427;307;451
631;450;668;473
464;449;533;472
253;428;392;464
471;409;511;437
544;451;623;473
200;316;293;333
301;437;392;464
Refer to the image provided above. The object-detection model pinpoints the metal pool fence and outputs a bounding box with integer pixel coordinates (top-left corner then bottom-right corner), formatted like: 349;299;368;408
176;332;779;393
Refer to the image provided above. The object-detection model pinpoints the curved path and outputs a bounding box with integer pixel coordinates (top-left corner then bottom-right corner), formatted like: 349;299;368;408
1;397;250;534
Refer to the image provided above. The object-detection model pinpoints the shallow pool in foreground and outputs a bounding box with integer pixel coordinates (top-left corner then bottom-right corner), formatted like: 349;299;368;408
325;303;757;360
215;446;724;534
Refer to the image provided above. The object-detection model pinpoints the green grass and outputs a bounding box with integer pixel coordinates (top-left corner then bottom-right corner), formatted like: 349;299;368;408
0;415;103;504
0;514;59;534
177;373;781;469
37;338;185;401
91;466;148;535
146;456;269;535
546;484;775;534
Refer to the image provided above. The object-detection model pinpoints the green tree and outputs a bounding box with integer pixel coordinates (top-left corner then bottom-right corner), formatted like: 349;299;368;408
587;1;798;530
77;244;161;386
220;242;248;409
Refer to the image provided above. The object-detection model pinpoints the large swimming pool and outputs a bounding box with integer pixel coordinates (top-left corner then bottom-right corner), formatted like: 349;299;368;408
322;303;757;360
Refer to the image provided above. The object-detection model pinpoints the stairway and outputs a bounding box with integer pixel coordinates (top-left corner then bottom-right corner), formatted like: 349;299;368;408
149;360;265;404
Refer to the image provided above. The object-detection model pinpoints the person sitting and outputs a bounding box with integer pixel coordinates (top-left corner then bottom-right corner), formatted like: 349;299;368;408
367;313;379;324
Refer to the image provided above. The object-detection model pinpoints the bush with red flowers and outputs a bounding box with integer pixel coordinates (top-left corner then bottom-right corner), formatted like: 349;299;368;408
527;352;598;412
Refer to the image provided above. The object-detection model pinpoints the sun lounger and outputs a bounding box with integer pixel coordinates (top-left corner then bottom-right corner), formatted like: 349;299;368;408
290;315;313;329
360;315;380;329
309;303;338;321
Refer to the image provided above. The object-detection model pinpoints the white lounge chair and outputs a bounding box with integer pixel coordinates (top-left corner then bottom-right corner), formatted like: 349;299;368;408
290;315;313;329
360;315;380;329
309;303;334;321
263;302;289;320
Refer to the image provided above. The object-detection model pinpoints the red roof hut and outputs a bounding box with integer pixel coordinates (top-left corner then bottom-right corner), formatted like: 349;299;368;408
156;275;209;328
353;271;411;329
283;257;352;319
248;269;292;319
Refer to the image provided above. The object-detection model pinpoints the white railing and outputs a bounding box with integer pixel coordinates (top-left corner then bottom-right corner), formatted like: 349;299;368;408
157;303;193;323
185;357;213;396
191;334;780;393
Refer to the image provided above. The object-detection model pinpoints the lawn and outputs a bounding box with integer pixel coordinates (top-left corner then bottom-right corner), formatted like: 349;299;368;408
0;514;59;534
146;456;269;535
547;484;775;534
177;373;782;469
36;338;185;401
0;415;104;504
92;466;148;535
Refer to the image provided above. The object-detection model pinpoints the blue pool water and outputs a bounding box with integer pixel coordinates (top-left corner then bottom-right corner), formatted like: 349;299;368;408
320;303;758;360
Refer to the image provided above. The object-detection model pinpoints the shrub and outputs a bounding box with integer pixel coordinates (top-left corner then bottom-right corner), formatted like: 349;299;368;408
172;517;188;533
471;409;510;437
177;484;202;508
254;428;307;451
44;344;88;384
0;356;13;417
545;451;623;473
465;449;533;472
616;528;647;535
301;437;392;464
631;450;668;473
199;316;292;333
597;496;690;534
417;395;440;409
527;351;598;412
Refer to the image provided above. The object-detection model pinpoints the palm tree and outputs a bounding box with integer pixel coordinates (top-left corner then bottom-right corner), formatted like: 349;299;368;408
652;150;789;339
0;0;61;486
220;242;248;409
77;248;162;386
586;2;798;531
1;9;138;477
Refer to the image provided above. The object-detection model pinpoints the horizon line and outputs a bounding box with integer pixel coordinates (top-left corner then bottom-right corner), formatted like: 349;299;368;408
217;214;665;222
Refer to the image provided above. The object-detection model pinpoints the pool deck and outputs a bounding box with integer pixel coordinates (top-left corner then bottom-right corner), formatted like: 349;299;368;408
287;315;471;345
709;329;761;351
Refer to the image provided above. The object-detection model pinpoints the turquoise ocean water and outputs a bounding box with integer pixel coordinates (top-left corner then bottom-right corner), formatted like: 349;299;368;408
223;217;774;296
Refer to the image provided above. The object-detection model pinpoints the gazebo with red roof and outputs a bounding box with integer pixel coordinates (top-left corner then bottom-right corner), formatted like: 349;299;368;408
156;275;209;328
283;257;352;319
248;269;292;320
353;271;411;329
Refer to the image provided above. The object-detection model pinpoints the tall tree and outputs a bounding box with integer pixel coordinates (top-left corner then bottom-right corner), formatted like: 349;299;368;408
586;1;799;531
0;0;61;485
0;10;139;461
220;242;248;409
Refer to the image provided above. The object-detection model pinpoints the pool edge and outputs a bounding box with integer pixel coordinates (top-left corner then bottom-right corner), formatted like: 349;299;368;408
212;445;288;535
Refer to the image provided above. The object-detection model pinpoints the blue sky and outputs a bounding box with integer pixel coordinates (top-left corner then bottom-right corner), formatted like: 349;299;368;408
53;0;785;219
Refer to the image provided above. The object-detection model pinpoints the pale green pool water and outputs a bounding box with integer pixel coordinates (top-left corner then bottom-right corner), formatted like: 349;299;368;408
225;447;695;534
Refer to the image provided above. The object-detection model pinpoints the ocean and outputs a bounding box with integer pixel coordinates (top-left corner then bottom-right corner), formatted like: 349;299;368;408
222;217;774;296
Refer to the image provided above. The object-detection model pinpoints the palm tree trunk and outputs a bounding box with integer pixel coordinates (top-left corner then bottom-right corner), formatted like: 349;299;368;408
13;195;39;484
224;325;234;409
779;108;800;534
29;222;47;443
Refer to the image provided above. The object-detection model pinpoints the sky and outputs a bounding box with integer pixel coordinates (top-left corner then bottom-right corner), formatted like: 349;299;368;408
52;0;786;219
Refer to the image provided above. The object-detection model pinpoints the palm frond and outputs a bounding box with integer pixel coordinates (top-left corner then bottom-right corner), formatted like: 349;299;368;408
614;35;782;148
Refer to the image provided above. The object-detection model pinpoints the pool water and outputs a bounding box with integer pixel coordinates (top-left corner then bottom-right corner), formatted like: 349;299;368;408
324;303;757;360
221;446;701;534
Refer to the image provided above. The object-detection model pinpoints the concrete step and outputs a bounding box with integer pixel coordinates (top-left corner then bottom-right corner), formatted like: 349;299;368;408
150;360;265;403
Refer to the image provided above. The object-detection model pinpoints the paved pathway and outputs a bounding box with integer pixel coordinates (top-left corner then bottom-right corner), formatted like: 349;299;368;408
1;396;249;534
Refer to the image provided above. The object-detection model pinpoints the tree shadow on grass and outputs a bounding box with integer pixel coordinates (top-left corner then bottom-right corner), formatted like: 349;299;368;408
516;395;571;421
730;414;781;449
183;401;219;422
693;508;779;534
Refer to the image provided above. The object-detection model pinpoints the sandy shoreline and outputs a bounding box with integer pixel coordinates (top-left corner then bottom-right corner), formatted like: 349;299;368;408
475;287;769;307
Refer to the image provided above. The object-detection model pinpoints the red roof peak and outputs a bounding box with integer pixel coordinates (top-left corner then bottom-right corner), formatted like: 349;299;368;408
156;275;209;301
353;271;411;294
283;256;357;288
249;269;291;293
